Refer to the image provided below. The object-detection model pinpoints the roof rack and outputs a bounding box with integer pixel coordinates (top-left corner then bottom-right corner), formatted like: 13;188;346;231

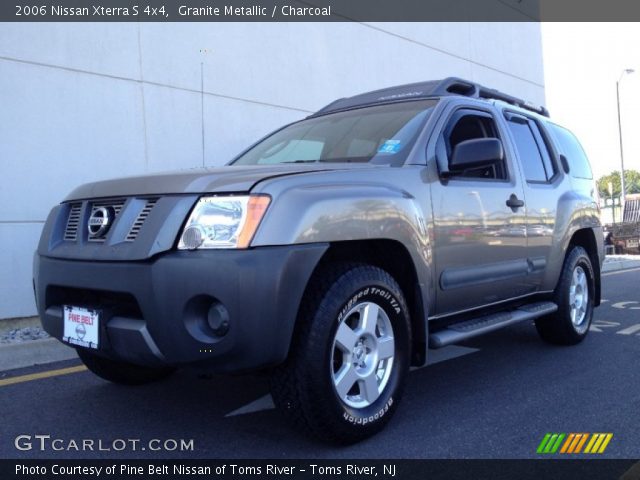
312;77;549;117
434;77;550;117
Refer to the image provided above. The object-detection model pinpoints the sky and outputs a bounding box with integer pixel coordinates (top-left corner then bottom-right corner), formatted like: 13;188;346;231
542;23;640;180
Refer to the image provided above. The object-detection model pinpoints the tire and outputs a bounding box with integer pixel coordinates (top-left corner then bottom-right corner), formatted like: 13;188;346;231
271;263;411;444
535;245;595;345
76;348;175;385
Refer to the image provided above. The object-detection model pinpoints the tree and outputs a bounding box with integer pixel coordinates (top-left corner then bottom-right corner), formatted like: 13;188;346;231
597;170;640;199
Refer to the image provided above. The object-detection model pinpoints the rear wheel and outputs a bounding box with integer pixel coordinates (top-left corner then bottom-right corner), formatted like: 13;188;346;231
535;246;595;345
271;263;411;444
76;348;175;385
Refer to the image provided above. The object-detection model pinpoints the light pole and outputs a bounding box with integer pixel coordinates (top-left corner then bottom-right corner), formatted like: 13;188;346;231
616;68;635;219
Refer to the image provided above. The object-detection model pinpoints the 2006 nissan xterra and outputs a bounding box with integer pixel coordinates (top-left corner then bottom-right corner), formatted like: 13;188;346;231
34;77;603;443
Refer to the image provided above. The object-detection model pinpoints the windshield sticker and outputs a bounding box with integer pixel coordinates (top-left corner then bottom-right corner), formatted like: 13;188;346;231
378;139;402;154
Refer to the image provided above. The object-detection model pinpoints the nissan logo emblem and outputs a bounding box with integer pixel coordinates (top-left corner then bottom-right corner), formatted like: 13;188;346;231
75;323;86;340
88;206;114;237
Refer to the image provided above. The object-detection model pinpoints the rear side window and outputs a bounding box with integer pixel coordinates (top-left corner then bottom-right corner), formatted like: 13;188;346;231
506;115;556;182
547;123;593;179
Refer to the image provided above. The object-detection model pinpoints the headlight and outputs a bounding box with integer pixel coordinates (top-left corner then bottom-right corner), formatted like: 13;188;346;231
178;195;271;250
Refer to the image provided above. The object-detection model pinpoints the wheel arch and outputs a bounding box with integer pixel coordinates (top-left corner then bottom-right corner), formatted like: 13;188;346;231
567;228;601;306
296;239;428;367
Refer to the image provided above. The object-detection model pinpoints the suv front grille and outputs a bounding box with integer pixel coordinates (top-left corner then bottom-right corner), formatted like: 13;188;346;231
62;197;159;244
63;203;82;241
126;198;158;242
87;199;126;243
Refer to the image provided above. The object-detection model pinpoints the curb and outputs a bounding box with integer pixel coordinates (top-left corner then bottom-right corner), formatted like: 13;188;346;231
602;257;640;273
0;338;78;372
0;315;40;331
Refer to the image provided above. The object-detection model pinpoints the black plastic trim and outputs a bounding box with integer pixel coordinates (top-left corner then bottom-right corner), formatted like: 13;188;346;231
34;244;329;372
440;259;530;291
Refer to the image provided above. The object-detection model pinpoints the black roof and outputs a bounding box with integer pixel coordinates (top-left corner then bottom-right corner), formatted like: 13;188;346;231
312;77;549;118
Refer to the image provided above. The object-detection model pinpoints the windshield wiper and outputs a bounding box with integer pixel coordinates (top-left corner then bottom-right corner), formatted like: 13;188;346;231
279;160;320;164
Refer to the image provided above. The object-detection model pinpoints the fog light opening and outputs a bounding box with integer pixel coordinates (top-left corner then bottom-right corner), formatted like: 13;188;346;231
183;296;230;343
207;303;230;337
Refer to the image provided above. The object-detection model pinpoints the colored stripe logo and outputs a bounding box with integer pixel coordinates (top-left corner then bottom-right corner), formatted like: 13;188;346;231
537;433;613;454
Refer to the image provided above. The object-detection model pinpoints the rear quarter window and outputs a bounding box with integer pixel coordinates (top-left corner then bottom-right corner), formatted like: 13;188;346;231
547;123;593;179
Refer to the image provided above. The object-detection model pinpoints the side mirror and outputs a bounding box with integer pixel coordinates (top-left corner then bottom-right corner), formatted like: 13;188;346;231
450;138;504;171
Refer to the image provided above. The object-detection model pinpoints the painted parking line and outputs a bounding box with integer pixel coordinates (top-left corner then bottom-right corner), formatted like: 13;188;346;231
590;319;640;336
0;365;87;388
617;324;640;335
612;301;640;310
226;345;480;417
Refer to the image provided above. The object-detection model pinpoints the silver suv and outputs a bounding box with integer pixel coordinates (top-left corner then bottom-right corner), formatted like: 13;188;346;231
34;77;603;443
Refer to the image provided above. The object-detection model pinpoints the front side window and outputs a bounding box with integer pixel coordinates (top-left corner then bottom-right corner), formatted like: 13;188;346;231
232;100;436;166
441;112;507;180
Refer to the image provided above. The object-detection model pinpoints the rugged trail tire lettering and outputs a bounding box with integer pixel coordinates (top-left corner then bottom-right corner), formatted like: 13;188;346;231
270;262;411;444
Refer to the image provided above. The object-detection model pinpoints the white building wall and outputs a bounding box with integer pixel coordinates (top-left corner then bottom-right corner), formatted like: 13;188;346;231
0;22;544;319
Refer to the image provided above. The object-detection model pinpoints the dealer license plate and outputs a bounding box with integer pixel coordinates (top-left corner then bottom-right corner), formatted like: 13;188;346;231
63;305;99;349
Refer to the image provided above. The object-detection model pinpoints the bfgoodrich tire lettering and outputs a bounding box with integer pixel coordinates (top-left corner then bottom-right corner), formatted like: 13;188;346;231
270;263;411;444
535;245;595;345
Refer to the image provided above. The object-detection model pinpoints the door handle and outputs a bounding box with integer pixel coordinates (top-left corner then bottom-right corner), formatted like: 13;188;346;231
506;194;525;209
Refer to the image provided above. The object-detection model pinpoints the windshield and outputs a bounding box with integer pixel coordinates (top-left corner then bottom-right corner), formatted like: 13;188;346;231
231;100;436;166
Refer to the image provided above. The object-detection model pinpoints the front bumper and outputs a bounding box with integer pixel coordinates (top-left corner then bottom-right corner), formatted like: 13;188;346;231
33;244;327;372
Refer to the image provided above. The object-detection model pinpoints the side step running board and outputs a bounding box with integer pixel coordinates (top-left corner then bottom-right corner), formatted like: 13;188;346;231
429;301;558;349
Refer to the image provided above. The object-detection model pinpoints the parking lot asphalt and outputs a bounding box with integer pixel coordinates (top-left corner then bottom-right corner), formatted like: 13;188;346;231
1;268;639;460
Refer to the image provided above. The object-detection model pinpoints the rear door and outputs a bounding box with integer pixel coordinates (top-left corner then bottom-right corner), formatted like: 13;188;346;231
428;105;530;316
503;111;565;291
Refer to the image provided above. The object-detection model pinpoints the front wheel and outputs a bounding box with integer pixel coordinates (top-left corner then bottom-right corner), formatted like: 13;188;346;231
76;348;175;385
271;263;411;444
535;245;595;345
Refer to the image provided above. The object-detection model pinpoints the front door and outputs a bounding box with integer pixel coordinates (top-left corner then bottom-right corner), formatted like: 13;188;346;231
428;107;530;316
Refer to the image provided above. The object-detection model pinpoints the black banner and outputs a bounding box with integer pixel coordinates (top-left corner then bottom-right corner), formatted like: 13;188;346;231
4;0;640;22
3;460;640;480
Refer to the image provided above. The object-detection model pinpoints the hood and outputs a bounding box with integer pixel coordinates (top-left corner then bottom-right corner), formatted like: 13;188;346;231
63;164;352;201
